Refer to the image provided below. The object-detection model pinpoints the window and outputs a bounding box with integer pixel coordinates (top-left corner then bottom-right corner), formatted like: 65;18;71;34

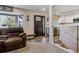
18;15;23;27
0;14;23;28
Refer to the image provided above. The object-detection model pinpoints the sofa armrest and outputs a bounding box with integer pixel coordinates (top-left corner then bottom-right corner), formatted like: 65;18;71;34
19;33;27;42
19;33;27;40
19;33;26;37
0;40;5;52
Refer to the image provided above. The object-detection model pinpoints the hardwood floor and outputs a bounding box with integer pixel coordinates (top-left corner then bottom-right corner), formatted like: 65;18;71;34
9;41;67;53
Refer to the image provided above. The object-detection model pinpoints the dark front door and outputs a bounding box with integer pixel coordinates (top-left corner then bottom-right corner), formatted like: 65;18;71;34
34;15;45;36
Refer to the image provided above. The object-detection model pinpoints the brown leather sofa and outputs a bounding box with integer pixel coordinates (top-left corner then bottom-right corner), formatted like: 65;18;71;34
0;27;27;52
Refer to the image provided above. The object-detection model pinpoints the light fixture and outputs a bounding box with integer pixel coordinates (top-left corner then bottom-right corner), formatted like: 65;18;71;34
42;8;46;11
53;15;60;19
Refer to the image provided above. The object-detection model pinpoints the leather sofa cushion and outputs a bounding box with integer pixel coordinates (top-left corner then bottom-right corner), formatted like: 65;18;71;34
5;37;22;45
4;37;24;52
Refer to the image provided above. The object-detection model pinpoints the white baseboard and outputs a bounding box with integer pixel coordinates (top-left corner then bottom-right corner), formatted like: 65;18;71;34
49;42;75;53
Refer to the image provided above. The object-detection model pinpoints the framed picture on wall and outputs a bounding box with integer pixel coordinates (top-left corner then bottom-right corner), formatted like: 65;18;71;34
27;15;29;21
47;17;49;22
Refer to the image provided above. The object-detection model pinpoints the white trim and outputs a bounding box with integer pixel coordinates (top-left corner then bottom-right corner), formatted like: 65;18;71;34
49;42;75;53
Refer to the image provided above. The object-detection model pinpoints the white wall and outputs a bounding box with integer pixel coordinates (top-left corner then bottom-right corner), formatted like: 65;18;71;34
13;8;48;35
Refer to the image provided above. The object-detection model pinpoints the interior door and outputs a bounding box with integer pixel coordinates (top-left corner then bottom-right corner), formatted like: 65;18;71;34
34;15;45;36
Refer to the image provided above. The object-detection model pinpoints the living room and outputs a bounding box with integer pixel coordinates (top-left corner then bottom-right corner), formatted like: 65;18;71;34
1;5;79;53
0;5;68;53
0;0;79;59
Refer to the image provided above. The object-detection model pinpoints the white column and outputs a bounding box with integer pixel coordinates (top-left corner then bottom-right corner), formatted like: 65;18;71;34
23;14;27;34
49;5;54;44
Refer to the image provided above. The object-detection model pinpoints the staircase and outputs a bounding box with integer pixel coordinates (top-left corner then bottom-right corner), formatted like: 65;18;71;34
60;27;77;52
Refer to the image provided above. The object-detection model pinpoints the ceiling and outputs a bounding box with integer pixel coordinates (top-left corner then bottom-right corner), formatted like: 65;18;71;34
12;5;49;14
8;5;79;16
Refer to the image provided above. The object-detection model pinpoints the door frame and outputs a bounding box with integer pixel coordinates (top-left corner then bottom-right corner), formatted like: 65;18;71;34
34;15;45;36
